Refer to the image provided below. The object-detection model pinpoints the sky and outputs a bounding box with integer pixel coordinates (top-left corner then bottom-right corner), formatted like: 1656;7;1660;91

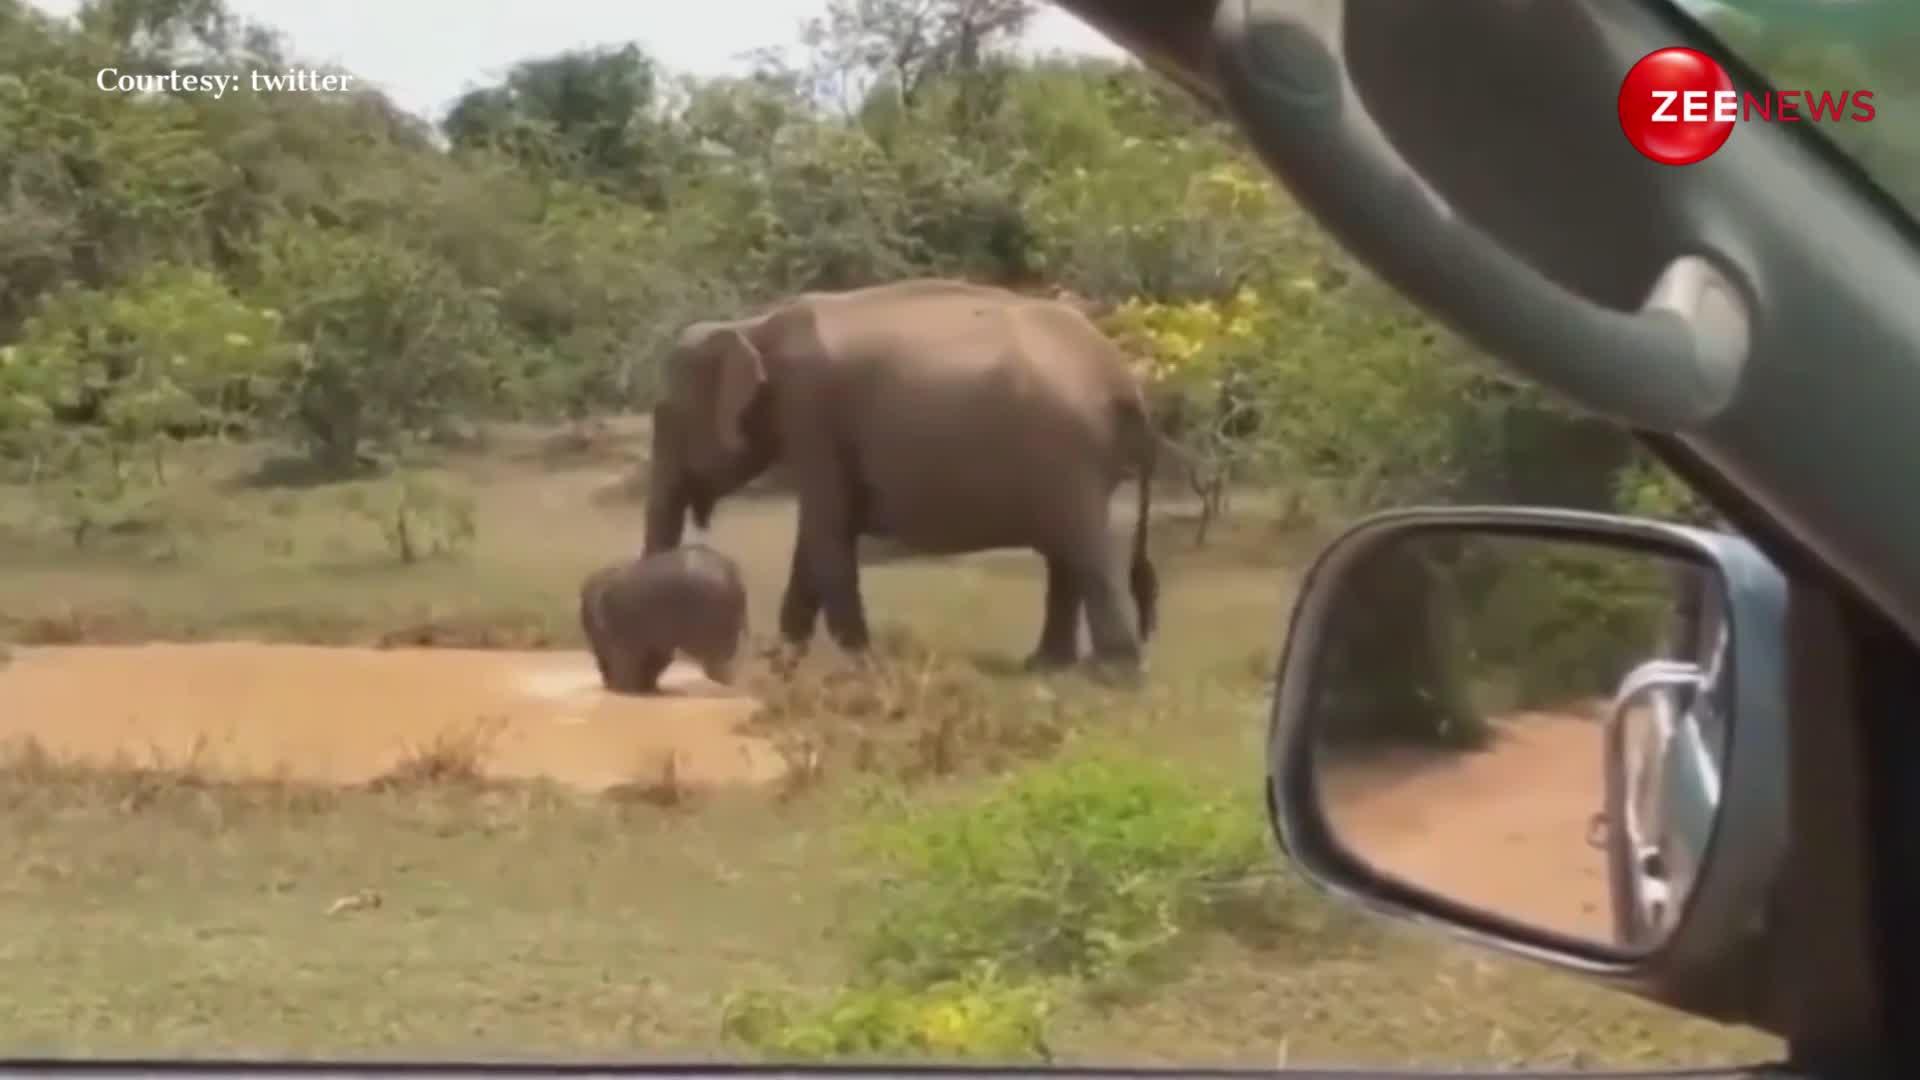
24;0;1131;121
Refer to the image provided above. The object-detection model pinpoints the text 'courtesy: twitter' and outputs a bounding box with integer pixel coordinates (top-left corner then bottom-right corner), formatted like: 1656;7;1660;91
95;67;354;100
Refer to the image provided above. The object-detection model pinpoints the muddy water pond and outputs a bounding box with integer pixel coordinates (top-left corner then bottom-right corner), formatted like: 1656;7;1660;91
0;642;782;791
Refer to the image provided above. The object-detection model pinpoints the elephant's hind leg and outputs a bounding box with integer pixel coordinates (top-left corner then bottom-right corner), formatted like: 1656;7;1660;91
1070;549;1143;674
1025;553;1083;671
778;542;824;648
1048;497;1141;673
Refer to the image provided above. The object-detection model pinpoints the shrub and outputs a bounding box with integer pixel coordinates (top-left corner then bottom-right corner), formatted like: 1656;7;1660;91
1452;540;1675;710
3;264;294;480
851;754;1322;989
1103;285;1275;540
1612;450;1721;527
0;343;58;471
742;626;1071;784
336;470;479;564
1312;533;1676;749
719;963;1055;1063
243;220;507;473
1309;538;1491;751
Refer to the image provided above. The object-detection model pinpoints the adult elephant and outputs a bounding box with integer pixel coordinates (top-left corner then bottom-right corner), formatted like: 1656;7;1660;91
641;278;1160;672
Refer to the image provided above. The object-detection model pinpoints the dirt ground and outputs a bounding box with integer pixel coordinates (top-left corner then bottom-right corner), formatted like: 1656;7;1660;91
3;637;1606;939
1317;709;1611;943
0;642;782;791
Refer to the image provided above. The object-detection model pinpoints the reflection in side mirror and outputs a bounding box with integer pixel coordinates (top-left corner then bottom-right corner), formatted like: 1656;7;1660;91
1300;526;1729;955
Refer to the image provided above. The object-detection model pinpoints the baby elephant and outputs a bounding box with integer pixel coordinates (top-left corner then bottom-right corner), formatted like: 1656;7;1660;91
579;543;747;694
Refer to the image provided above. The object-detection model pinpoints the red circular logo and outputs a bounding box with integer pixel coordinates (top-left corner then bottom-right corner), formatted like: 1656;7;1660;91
1618;47;1736;165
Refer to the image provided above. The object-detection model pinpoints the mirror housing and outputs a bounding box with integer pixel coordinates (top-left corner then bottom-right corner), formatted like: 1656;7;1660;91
1268;506;1790;1030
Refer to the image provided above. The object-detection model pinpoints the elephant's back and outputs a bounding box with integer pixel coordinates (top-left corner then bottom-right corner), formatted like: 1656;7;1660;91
613;547;745;614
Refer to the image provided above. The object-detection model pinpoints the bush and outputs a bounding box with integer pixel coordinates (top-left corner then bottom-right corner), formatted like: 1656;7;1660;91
1451;540;1675;710
243;220;509;473
1613;450;1721;527
1309;539;1490;751
852;754;1319;989
719;963;1055;1063
1029;138;1307;301
743;626;1072;785
1312;533;1678;749
337;470;479;564
1104;285;1277;539
0;342;56;470
3;264;294;479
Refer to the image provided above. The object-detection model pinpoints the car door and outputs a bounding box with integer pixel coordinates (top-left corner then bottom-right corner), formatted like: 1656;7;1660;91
1054;0;1920;1072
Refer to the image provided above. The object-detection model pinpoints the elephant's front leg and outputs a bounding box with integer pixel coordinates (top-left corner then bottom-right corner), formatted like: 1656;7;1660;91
792;478;870;653
1025;554;1082;671
631;648;673;694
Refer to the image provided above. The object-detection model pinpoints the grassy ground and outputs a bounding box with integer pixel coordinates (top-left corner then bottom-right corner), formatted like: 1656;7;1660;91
0;422;1784;1068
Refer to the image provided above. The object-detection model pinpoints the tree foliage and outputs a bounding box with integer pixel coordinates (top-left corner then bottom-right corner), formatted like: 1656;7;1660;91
443;44;679;205
0;0;1791;551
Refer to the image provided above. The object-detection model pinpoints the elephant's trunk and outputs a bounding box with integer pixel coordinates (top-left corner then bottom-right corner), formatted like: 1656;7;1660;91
643;407;692;556
643;477;720;555
641;399;772;556
643;477;687;557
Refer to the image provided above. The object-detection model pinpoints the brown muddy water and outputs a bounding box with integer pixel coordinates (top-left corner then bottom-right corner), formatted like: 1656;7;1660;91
0;642;783;791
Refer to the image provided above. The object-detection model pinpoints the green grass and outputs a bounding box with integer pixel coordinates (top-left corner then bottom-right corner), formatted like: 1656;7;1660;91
0;745;1779;1066
0;425;1785;1068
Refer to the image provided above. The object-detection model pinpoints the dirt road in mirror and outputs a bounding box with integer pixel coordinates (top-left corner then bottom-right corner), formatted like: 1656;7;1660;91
1317;709;1611;943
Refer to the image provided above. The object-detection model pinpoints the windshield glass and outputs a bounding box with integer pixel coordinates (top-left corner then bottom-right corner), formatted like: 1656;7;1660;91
0;0;1785;1071
1705;0;1920;220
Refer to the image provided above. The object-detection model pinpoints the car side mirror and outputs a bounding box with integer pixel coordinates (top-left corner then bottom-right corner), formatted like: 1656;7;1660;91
1266;506;1789;1019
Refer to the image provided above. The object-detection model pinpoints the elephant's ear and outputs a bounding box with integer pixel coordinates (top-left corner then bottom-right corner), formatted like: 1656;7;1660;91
706;327;767;456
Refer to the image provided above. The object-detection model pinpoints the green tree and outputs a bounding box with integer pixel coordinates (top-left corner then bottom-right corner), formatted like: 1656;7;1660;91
799;0;1037;112
6;264;292;481
442;44;683;206
244;221;504;473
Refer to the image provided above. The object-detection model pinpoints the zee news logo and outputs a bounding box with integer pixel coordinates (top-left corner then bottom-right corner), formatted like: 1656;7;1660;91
1618;46;1877;165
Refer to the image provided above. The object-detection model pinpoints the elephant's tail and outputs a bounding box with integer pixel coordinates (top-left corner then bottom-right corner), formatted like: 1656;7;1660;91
1129;412;1160;644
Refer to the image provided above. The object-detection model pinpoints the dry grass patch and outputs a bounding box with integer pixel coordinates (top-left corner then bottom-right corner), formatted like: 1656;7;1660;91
0;735;339;820
371;610;557;650
740;625;1110;792
5;605;171;645
604;749;698;809
367;716;509;791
